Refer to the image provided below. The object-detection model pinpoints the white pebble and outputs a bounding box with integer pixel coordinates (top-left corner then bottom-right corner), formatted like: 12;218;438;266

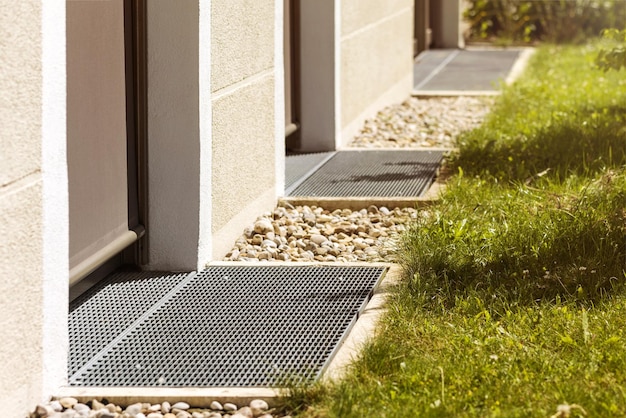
223;403;238;412
171;402;189;411
250;399;269;413
59;397;78;409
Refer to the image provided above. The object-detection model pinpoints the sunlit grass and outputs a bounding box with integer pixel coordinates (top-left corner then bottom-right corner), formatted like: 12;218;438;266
455;44;626;181
294;42;626;417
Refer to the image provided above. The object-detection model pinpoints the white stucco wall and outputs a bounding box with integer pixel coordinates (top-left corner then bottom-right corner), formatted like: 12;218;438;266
339;0;414;146
0;1;68;415
297;0;413;151
146;0;212;271
210;0;281;259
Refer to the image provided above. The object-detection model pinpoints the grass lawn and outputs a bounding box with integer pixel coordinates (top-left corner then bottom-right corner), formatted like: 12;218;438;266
292;42;626;417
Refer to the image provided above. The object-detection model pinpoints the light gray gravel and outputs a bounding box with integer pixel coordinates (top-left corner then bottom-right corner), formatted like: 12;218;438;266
31;398;285;418
224;204;418;263
348;96;492;149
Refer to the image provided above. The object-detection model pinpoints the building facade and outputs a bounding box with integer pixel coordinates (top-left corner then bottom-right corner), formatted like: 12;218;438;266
0;1;461;415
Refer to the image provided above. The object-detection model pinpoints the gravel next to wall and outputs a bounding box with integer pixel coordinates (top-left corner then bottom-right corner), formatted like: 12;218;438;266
349;96;493;149
31;398;287;418
224;205;419;263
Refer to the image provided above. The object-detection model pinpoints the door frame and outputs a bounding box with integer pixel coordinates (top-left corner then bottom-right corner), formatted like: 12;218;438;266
284;0;301;150
125;0;149;266
68;0;148;290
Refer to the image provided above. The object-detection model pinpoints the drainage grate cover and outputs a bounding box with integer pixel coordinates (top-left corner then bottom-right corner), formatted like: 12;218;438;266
69;271;192;377
414;49;522;92
288;150;443;197
285;152;335;193
69;265;386;387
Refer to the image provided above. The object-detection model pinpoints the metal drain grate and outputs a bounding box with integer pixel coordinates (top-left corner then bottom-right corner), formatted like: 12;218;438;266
69;265;386;387
414;49;522;92
288;150;443;197
285;152;335;193
69;271;192;377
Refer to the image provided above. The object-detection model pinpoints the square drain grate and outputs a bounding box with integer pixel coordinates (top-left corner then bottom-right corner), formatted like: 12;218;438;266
287;150;443;197
69;265;386;387
285;152;335;194
414;49;522;92
69;271;192;377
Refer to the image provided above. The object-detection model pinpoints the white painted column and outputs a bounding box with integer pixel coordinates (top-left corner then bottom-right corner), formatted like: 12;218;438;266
41;0;69;397
147;0;212;271
274;0;286;197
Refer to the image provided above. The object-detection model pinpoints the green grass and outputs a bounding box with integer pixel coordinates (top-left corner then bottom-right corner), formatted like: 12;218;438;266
455;44;626;182
293;43;626;417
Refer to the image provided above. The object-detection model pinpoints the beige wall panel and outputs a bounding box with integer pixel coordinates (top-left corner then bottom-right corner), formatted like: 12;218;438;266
0;1;42;187
0;1;66;414
0;180;44;417
341;0;413;37
211;0;275;91
212;77;276;234
0;3;46;414
341;9;413;128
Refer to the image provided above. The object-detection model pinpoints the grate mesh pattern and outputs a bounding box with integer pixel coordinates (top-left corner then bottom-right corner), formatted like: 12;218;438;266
69;265;385;387
285;152;335;193
415;49;522;92
69;271;190;377
288;150;443;197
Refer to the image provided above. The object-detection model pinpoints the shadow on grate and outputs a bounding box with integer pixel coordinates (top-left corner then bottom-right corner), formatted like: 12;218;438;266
287;150;443;198
414;49;522;92
69;265;386;387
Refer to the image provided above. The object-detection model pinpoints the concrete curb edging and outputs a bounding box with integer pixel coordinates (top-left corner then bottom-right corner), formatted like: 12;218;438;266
322;263;402;383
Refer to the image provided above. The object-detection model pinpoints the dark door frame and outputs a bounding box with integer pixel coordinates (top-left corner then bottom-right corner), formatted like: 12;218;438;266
124;0;149;266
70;0;148;298
285;0;302;151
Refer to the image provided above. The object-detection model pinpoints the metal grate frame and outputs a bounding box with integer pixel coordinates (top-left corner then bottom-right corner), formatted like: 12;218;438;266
414;49;522;92
285;152;336;194
69;265;386;387
69;271;192;377
288;150;443;197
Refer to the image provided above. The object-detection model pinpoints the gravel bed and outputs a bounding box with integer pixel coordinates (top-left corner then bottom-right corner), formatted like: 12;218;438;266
31;398;286;418
348;96;493;149
224;204;418;263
